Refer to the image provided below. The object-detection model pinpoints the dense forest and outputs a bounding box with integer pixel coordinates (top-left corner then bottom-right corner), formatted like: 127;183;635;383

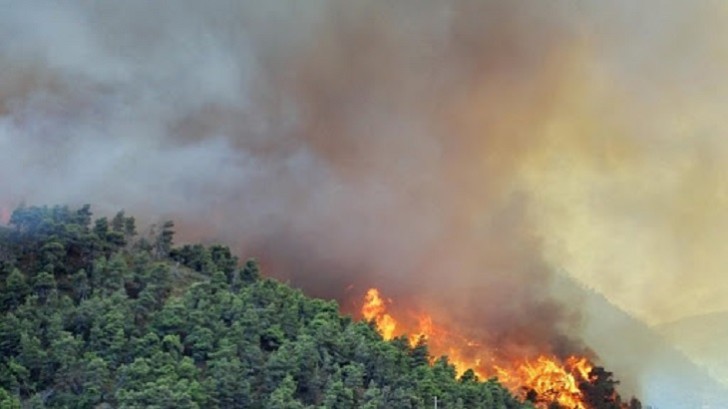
0;204;533;408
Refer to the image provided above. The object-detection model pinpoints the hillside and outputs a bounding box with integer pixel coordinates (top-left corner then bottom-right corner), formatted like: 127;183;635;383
550;274;728;408
0;204;533;408
654;310;728;389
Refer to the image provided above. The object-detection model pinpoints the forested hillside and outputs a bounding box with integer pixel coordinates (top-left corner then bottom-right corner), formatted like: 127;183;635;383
0;204;531;408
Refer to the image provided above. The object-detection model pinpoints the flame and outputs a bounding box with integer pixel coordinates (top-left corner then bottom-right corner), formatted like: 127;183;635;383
361;288;398;340
495;356;593;409
360;287;596;408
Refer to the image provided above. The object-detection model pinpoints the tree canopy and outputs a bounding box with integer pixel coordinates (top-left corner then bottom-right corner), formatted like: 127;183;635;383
0;204;534;408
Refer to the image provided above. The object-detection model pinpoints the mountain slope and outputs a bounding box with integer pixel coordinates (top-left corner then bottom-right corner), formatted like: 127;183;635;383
0;204;530;409
654;310;728;389
552;274;728;408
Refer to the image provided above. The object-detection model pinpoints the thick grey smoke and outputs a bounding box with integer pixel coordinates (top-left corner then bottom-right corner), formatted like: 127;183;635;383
1;1;574;305
3;0;728;402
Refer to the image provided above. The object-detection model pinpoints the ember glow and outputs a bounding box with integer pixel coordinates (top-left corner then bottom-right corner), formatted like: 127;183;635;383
360;287;613;409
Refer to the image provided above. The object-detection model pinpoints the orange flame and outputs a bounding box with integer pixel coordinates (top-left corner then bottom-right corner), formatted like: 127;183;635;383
360;287;595;408
361;288;398;340
495;356;593;409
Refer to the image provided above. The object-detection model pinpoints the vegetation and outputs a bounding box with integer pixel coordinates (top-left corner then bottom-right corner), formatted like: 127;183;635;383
0;204;532;408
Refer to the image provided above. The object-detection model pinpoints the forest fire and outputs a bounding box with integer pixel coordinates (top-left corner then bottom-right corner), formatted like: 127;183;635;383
495;356;592;409
359;288;640;409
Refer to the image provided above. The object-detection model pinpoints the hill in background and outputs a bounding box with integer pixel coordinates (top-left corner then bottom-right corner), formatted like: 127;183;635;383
654;310;728;390
551;274;728;408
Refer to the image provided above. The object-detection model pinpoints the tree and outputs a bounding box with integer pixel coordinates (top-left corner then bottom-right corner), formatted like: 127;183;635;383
266;375;304;409
155;221;175;259
239;258;261;284
74;204;93;229
323;378;355;409
410;336;430;368
79;354;110;407
124;216;137;239
31;272;56;304
204;352;251;408
209;244;238;276
2;269;29;309
94;217;109;239
0;387;21;409
70;269;89;303
580;367;624;409
111;212;126;233
361;382;386;409
39;241;65;273
0;204;546;409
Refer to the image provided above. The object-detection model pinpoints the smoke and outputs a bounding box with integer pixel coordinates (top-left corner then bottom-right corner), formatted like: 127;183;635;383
2;0;728;397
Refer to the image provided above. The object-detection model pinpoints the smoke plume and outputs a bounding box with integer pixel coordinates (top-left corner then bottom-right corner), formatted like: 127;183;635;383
3;0;728;399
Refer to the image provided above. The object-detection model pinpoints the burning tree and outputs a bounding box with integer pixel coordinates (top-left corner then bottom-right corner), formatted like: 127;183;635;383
359;287;643;409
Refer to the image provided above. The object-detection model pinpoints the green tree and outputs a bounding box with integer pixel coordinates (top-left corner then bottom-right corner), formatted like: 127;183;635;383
0;387;21;409
361;382;386;409
266;375;304;409
204;350;251;408
2;269;29;309
0;203;578;409
31;272;56;303
155;221;175;259
323;377;355;409
71;269;89;302
80;354;111;407
238;258;261;284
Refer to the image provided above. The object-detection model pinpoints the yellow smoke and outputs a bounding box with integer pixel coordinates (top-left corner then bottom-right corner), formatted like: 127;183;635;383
513;9;728;325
